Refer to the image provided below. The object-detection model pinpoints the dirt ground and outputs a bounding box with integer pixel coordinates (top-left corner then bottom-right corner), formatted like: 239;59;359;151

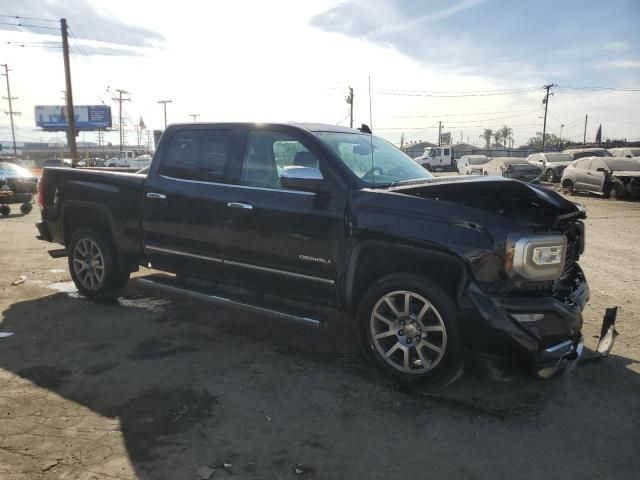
1;191;639;480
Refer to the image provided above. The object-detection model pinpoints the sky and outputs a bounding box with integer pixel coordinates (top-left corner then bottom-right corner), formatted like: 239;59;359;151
0;0;638;149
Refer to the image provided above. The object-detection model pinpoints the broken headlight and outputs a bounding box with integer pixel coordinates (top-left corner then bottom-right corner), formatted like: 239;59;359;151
505;234;567;281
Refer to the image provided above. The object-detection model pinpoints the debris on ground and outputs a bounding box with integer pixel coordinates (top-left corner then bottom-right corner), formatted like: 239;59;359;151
10;275;26;286
0;332;14;339
195;466;215;479
223;463;232;469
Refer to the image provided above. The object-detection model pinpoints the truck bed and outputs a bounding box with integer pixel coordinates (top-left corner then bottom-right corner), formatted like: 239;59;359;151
39;167;146;258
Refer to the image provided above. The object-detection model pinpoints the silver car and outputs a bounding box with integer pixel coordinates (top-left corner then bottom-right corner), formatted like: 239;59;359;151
527;152;573;183
609;147;640;158
482;157;543;183
561;156;640;199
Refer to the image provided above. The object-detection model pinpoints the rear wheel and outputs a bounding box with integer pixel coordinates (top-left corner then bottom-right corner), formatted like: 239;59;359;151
545;169;556;183
68;228;129;300
357;274;462;386
0;205;10;216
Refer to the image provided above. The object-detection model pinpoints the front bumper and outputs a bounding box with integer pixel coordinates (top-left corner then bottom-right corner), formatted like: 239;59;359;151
462;264;593;374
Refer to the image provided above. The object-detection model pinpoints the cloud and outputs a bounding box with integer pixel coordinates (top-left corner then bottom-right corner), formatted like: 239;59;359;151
593;59;640;69
0;0;163;48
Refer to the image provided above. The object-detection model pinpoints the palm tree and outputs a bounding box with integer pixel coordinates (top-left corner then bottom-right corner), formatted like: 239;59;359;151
499;126;513;148
493;131;503;147
479;129;493;148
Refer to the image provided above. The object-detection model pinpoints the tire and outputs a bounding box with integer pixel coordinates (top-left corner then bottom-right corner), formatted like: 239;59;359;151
67;228;130;300
606;182;625;200
0;205;10;216
20;203;33;215
483;171;488;176
545;169;556;183
562;179;574;194
356;273;462;386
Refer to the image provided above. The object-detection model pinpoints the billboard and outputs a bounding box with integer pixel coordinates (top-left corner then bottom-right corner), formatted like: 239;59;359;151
439;132;452;145
35;105;112;131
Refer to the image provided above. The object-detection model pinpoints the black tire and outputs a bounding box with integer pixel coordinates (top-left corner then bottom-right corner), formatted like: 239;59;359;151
0;205;10;216
483;171;488;176
20;203;33;215
67;228;129;300
606;182;625;200
562;179;574;194
545;169;556;183
356;273;462;386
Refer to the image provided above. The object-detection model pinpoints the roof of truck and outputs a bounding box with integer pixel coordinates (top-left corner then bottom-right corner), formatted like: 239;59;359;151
166;122;361;134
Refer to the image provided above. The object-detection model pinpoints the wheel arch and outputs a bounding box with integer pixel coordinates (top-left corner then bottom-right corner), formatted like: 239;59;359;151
62;201;119;253
343;240;469;316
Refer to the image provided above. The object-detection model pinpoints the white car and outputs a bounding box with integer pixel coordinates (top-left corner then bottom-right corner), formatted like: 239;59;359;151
456;155;490;175
526;152;573;183
609;147;640;159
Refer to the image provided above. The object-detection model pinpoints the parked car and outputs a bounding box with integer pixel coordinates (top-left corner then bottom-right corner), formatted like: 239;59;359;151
482;157;543;183
563;147;612;160
0;161;37;215
456;155;490;175
561;156;640;199
608;147;640;158
527;152;573;182
36;122;615;385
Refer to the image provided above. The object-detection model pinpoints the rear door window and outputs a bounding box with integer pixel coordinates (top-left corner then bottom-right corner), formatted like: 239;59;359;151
160;129;233;182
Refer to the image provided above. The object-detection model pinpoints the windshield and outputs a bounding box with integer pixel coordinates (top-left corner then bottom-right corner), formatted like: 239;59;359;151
316;132;433;186
0;162;33;177
545;153;572;163
604;159;640;171
468;156;489;165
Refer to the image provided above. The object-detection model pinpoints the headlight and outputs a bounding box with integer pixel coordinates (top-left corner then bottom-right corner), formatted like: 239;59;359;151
506;234;567;281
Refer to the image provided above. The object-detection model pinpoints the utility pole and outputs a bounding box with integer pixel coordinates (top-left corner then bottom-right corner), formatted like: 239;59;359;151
540;83;555;151
560;123;565;142
345;86;354;128
111;89;131;152
1;64;19;156
583;114;588;144
61;18;78;165
189;113;200;122
438;121;442;146
158;99;172;128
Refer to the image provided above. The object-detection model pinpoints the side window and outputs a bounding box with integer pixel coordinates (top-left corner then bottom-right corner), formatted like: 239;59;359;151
575;159;592;170
591;158;605;171
443;148;450;156
240;131;319;189
160;129;232;182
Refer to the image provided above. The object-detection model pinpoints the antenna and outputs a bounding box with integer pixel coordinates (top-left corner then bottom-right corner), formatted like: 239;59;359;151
369;75;374;186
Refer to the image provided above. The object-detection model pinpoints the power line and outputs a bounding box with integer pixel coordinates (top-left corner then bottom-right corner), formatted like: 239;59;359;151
376;107;537;119
0;21;59;30
0;14;58;23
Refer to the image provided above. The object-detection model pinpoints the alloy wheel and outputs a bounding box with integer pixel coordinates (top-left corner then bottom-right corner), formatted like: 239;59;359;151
72;238;105;290
370;290;447;374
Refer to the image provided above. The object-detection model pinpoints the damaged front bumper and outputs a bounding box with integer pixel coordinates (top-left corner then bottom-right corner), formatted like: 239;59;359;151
462;264;617;378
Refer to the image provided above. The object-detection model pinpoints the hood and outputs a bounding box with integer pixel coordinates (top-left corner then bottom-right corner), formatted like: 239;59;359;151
611;171;640;178
388;176;582;226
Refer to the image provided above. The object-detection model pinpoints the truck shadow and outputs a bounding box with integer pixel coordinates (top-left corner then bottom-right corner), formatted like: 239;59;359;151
1;287;639;479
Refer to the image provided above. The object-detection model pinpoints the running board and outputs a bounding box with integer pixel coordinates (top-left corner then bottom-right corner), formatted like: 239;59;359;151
135;276;322;328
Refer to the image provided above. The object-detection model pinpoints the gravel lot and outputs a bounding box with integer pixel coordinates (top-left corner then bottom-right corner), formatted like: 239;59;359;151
1;190;639;480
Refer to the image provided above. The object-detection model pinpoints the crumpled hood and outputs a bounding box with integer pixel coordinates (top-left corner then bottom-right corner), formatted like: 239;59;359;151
611;171;640;178
388;175;583;226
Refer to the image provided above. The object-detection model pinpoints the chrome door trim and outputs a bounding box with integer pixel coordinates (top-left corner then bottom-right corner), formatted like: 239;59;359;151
225;259;335;285
145;244;222;263
227;201;253;210
159;175;315;196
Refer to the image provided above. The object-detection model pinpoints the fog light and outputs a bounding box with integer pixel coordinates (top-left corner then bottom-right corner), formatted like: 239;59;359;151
511;313;545;323
532;246;563;265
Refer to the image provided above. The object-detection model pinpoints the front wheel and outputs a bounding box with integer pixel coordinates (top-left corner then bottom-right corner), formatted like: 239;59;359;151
606;181;625;200
357;274;462;386
68;228;129;300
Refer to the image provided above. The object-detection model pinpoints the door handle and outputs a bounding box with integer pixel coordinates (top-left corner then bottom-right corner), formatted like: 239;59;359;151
227;201;253;210
146;192;166;199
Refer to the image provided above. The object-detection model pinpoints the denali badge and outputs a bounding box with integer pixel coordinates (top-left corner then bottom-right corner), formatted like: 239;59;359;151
299;254;331;265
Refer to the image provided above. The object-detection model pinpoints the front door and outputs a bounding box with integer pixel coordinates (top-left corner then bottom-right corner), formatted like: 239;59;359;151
222;128;347;304
584;157;607;193
141;127;242;280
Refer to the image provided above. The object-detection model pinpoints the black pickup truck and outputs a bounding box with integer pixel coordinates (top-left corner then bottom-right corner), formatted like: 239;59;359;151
36;122;606;384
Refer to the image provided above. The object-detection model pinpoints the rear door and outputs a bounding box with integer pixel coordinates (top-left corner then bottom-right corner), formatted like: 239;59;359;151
141;127;242;279
222;127;347;303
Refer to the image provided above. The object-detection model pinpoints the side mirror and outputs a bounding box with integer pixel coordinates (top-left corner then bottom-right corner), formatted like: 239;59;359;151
280;166;326;192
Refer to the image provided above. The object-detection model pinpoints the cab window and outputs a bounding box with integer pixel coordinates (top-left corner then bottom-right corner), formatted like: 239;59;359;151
160;129;233;182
